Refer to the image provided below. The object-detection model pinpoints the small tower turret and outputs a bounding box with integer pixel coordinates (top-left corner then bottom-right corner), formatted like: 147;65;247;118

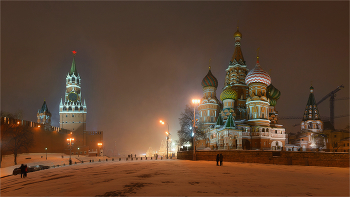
37;100;52;128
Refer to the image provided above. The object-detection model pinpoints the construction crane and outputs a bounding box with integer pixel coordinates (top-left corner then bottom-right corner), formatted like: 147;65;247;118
316;85;344;126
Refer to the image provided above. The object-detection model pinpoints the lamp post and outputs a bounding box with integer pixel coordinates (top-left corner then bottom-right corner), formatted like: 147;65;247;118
67;138;74;165
160;120;170;159
98;143;103;156
78;147;80;157
192;99;200;161
45;148;47;160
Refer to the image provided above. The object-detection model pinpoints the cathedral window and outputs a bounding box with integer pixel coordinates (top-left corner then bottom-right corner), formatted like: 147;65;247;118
72;77;75;82
68;107;72;111
72;114;74;117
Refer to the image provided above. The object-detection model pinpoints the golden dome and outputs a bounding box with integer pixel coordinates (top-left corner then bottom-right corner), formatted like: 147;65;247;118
234;26;242;38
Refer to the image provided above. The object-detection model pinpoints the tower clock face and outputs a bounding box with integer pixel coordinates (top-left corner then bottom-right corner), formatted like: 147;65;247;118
68;92;78;102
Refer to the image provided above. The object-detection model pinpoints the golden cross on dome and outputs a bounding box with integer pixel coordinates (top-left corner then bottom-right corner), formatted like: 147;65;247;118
257;48;260;63
209;58;211;70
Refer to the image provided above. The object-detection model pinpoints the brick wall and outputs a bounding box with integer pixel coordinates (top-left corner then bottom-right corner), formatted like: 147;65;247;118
177;150;349;168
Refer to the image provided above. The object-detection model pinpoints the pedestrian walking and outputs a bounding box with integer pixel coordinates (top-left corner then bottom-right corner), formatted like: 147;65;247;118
24;165;28;177
216;154;219;166
20;164;25;178
220;154;223;166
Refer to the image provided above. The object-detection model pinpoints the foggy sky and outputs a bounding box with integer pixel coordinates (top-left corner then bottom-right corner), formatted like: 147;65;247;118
1;1;349;155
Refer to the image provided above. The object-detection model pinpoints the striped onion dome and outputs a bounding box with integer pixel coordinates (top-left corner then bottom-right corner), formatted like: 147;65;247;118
269;99;277;106
267;84;281;100
220;86;238;101
201;67;218;88
245;57;271;86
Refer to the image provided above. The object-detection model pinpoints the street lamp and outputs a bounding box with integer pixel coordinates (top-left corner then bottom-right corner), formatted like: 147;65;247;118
160;120;170;159
98;143;103;156
78;147;80;157
192;99;200;161
45;148;47;160
67;138;74;165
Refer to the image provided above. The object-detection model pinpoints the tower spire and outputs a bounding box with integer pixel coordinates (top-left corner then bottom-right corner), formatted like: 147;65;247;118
231;26;244;65
70;51;78;76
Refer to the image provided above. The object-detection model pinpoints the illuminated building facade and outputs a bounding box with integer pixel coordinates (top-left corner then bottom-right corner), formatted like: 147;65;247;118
57;52;103;156
199;27;287;150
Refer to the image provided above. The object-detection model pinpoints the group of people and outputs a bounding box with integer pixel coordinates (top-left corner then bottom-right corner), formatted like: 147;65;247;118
216;154;224;166
20;164;28;178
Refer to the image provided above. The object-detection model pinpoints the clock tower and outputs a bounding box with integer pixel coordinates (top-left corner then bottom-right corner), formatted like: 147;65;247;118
59;51;87;145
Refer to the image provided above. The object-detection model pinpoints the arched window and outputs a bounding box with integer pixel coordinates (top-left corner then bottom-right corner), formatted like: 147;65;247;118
72;77;75;82
68;107;72;111
75;107;78;110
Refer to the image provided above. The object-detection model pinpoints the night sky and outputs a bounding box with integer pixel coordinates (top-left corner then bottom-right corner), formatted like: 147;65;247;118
1;1;349;155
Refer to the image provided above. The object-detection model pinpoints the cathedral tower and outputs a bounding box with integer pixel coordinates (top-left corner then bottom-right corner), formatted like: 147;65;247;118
198;66;221;125
301;86;323;131
59;51;87;145
224;26;249;119
245;56;271;126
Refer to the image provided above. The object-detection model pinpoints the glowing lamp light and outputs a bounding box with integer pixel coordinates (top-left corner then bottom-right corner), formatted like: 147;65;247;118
165;131;169;135
17;122;20;124
159;120;164;124
38;125;41;128
192;99;200;104
97;143;103;146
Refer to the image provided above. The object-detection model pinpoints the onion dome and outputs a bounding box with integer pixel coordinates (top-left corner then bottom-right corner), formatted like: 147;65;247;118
245;57;271;86
201;66;218;88
234;26;242;38
269;99;277;106
267;84;281;100
220;86;238;101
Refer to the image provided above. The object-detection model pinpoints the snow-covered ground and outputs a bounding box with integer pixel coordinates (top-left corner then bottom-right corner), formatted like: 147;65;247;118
1;153;349;196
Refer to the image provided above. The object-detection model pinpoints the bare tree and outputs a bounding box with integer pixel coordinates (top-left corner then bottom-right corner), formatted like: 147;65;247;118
177;104;206;148
1;121;34;165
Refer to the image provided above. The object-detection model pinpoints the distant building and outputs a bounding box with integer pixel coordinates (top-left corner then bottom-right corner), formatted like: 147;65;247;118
286;86;349;152
197;27;287;151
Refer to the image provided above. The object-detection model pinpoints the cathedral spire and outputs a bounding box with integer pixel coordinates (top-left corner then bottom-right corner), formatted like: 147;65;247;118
70;51;78;76
230;26;245;65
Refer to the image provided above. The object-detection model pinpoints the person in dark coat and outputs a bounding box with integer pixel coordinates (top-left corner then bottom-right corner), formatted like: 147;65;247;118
216;154;219;166
219;154;223;166
20;164;25;178
24;165;28;177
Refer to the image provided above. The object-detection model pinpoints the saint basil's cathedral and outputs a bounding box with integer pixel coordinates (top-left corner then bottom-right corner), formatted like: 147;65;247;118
198;27;286;150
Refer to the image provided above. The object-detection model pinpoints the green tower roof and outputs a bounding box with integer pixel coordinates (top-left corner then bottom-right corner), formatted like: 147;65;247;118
39;100;50;113
216;114;224;126
224;113;235;129
303;86;320;121
69;56;78;76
